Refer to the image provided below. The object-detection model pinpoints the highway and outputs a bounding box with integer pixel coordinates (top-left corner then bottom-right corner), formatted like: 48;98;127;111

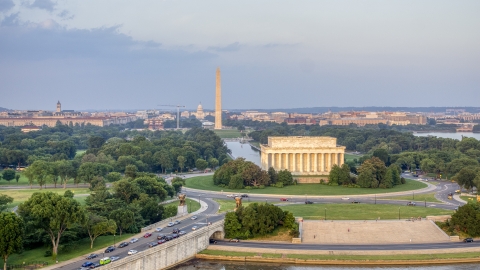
60;197;223;270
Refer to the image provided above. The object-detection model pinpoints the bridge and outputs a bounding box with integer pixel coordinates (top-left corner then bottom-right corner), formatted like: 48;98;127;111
104;220;225;270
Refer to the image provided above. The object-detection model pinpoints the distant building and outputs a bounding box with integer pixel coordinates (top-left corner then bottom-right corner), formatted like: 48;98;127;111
21;125;41;133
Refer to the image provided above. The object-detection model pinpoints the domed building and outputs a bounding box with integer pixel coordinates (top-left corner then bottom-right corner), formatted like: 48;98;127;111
195;103;205;120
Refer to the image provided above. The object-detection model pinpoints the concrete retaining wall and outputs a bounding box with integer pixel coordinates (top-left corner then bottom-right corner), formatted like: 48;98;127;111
104;220;224;270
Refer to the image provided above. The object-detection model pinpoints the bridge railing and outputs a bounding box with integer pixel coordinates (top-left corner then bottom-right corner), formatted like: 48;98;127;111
105;220;225;270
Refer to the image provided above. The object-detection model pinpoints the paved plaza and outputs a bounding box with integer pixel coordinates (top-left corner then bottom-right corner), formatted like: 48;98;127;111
302;219;451;244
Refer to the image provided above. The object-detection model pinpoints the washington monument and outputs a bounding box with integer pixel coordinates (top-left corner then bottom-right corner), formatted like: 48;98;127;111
215;67;222;130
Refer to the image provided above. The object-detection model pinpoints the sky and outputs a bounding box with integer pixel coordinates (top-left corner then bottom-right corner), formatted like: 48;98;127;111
0;0;479;111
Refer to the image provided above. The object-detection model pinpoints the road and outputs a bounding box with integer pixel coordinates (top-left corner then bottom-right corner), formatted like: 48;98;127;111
58;197;223;270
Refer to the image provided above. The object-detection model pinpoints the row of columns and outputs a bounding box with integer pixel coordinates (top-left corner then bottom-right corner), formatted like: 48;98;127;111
267;152;344;173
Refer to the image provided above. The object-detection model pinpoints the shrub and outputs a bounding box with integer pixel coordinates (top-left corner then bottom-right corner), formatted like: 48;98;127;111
259;185;265;189
275;182;284;188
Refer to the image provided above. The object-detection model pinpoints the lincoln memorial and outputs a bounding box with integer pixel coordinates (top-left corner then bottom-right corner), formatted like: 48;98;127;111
260;136;346;182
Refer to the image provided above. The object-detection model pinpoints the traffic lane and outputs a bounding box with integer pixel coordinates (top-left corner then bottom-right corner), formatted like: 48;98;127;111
64;215;225;270
63;199;221;269
214;239;480;251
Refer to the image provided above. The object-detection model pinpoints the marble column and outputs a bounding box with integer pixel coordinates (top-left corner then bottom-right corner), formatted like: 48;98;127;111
300;153;304;172
292;153;296;172
314;153;318;172
307;154;311;172
340;153;344;166
327;153;331;172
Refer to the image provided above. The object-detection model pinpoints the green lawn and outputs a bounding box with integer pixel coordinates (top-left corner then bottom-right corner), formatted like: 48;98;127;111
461;196;476;203
345;153;361;163
0;188;90;210
279;203;453;220
186;175;427;196
7;233;135;266
213;129;242;138
214;199;257;213
199;249;480;261
382;192;441;203
75;149;87;157
163;198;201;213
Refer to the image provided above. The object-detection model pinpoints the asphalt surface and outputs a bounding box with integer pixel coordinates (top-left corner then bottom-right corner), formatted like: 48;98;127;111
213;239;480;250
60;197;223;270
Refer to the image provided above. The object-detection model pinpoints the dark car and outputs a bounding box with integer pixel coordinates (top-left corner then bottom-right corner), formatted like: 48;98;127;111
209;238;218;244
118;242;129;248
89;262;100;269
351;200;360;204
172;228;180;234
157;234;166;240
407;202;416;206
104;246;115;253
448;192;453;196
305;201;313;204
171;233;179;239
158;239;167;244
148;242;158;248
280;198;288;201
165;235;173;241
241;194;249;198
86;254;98;260
82;262;94;268
464;238;474;243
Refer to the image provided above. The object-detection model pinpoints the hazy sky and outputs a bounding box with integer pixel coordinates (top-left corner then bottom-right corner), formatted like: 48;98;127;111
1;0;479;111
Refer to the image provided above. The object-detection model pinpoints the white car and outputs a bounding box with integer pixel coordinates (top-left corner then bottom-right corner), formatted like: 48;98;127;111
110;256;120;262
191;216;198;220
341;197;350;200
226;194;234;198
192;226;198;230
155;227;163;232
129;238;138;244
167;222;174;227
127;250;138;255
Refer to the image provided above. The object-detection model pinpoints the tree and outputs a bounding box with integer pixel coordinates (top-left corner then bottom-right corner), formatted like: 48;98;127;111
267;167;278;185
208;158;219;170
277;170;294;186
14;174;20;184
228;174;244;189
83;213;117;248
454;167;478;191
224;211;242;239
0;212;24;270
1;169;15;183
172;182;183;194
109;209;134;236
18;192;84;260
195;159;208;171
372;148;389;164
23;166;35;189
28;160;52;189
106;172;122;183
112;179;141;204
77;162;97;186
55;160;76;189
0;195;13;212
177;156;186;173
124;164;138;179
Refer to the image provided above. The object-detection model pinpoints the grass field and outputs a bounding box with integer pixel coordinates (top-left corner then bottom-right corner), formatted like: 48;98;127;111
345;153;361;163
213;129;243;138
278;203;453;220
185;175;427;196
214;199;257;213
199;249;480;261
382;192;441;203
163;198;201;213
0;188;91;210
7;233;135;265
76;149;87;157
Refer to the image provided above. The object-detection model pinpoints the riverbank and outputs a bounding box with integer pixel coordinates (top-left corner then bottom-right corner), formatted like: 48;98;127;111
196;249;480;265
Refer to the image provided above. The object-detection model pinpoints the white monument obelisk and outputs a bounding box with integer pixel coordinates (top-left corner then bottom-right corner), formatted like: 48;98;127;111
215;67;222;130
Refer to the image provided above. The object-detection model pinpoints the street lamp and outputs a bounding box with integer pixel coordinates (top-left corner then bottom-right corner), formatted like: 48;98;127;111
265;199;268;204
424;198;426;208
398;207;400;220
413;192;414;200
324;208;327;221
375;194;376;205
114;234;116;247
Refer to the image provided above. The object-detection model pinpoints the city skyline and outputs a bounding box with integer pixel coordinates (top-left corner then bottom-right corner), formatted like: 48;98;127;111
0;1;479;110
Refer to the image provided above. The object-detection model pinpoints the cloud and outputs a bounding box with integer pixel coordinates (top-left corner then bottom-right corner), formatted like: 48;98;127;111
58;9;74;20
0;0;14;12
30;0;56;12
1;12;19;26
207;42;242;52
